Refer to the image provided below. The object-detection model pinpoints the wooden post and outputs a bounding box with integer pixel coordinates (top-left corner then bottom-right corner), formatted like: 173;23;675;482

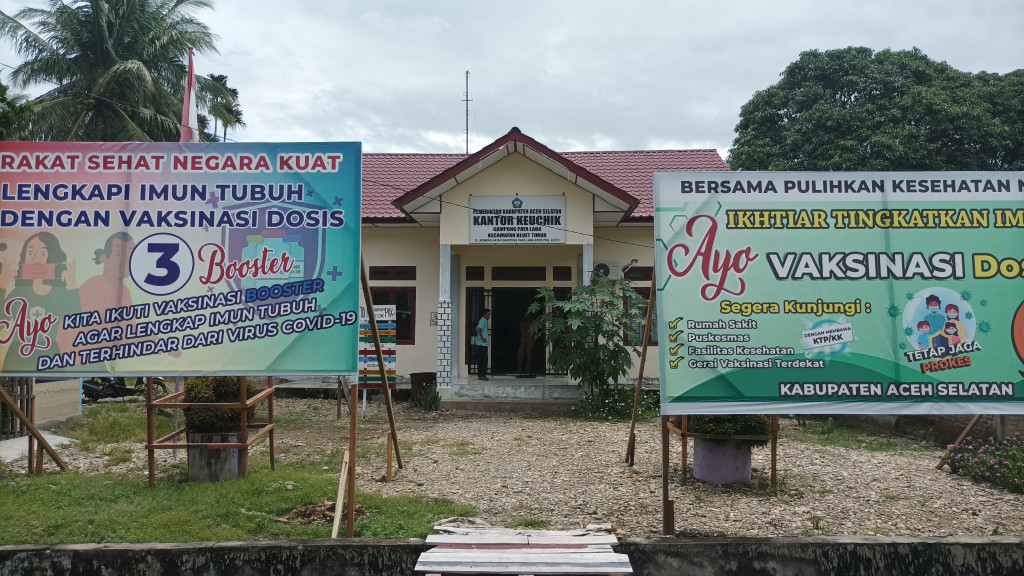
661;415;673;535
0;382;68;472
267;376;276;471
347;380;357;537
625;275;656;466
770;415;779;487
34;440;44;476
147;377;155;487
680;415;688;486
331;450;350;539
996;415;1009;442
172;377;181;460
339;373;348;416
360;257;403;468
240;376;249;479
26;379;35;472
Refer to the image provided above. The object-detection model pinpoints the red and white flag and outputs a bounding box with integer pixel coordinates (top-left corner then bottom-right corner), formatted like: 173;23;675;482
180;46;199;143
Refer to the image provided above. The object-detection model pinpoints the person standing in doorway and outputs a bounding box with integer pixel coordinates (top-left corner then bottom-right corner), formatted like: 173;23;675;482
516;312;535;375
474;308;491;381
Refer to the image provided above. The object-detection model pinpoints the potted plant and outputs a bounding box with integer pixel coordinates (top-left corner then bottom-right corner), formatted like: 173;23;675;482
688;414;772;484
183;376;258;482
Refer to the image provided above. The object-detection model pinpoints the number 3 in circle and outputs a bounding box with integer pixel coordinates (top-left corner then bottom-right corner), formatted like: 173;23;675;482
130;233;194;296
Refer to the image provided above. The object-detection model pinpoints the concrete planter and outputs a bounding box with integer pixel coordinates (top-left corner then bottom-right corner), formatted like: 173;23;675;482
692;437;752;484
188;432;245;483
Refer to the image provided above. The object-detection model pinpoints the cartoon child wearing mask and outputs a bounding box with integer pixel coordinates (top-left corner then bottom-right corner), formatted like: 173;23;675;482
944;304;967;342
942;321;962;346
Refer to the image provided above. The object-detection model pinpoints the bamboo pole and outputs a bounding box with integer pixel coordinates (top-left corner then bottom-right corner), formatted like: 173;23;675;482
27;379;35;469
147;377;155;486
267;376;275;471
386;432;393;482
360;256;403;469
0;383;68;472
26;379;34;471
680;415;688;485
661;415;673;535
347;380;357;537
240;376;249;478
625;275;656;466
770;415;779;487
331;450;350;539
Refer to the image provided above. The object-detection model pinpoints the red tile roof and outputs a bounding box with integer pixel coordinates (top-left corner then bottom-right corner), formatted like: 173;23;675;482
361;141;727;223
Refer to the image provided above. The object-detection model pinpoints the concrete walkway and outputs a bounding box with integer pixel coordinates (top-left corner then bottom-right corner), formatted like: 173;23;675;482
0;432;77;464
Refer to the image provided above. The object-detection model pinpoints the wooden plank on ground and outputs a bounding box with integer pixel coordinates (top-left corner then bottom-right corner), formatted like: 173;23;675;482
417;524;631;575
426;532;617;545
411;557;626;569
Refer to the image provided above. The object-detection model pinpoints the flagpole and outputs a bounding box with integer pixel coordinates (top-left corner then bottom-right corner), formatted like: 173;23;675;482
180;46;199;143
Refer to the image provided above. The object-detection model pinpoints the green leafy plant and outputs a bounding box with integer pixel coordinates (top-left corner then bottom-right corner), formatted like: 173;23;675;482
527;273;645;392
183;376;259;434
947;434;1024;493
688;415;772;447
410;381;441;412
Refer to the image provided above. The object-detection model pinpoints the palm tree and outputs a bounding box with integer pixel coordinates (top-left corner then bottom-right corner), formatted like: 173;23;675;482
0;0;222;142
206;72;242;142
222;99;244;142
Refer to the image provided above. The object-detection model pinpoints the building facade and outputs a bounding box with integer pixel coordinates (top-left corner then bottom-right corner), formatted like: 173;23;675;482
360;128;728;388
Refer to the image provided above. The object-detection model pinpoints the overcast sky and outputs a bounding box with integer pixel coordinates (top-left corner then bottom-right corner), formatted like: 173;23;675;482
1;0;1022;158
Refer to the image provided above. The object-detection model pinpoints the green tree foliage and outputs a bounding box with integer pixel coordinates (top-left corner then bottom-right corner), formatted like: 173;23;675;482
0;80;34;140
729;47;1024;171
527;273;646;392
206;73;244;142
0;0;238;142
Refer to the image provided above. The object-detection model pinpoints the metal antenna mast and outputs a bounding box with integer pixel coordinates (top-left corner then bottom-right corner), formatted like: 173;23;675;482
462;71;472;153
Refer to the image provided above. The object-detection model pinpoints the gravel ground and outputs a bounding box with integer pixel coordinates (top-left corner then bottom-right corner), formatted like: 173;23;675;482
10;398;1024;539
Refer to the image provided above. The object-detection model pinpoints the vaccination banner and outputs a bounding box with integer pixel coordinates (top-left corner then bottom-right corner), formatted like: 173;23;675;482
654;171;1024;415
0;142;361;377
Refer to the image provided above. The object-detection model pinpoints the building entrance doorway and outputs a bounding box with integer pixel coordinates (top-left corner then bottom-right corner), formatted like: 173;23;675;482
490;287;544;375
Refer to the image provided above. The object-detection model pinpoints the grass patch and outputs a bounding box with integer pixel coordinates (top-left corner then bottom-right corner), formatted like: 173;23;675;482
0;457;474;544
357;492;475;538
0;401;476;543
56;402;175;450
99;445;134;467
510;517;550;529
449;441;482;457
726;474;803;499
784;418;931;452
569;387;659;422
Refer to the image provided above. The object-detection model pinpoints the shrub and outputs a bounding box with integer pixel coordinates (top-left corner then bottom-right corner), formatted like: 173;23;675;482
947;434;1024;493
410;382;441;412
570;386;659;421
183;376;259;434
688;414;772;447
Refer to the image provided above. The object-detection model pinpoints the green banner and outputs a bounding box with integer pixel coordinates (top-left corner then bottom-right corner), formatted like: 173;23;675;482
654;171;1024;414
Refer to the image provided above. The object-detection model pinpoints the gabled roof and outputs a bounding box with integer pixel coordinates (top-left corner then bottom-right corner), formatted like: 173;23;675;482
361;128;728;225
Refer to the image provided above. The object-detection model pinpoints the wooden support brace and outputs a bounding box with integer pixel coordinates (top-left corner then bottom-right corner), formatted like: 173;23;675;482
360;256;403;469
386;432;393;483
624;275;656;467
937;414;982;470
0;384;68;472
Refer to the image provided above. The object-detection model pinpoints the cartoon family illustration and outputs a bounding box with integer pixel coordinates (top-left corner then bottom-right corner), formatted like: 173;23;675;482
915;293;968;351
0;231;136;372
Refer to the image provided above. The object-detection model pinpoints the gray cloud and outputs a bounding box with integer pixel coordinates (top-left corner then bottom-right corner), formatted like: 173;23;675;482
2;0;1021;156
